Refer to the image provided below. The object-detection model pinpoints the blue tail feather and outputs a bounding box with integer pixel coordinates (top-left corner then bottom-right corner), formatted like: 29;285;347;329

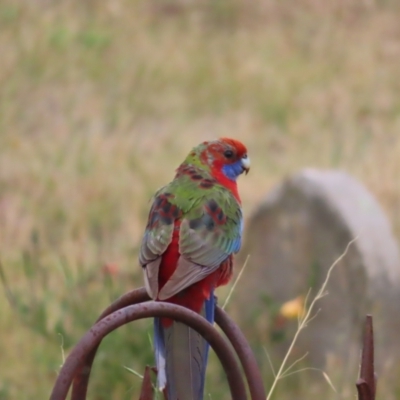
154;317;167;391
199;290;215;396
153;291;215;400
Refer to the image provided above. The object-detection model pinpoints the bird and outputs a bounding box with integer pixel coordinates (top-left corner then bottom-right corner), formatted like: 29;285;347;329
139;137;250;400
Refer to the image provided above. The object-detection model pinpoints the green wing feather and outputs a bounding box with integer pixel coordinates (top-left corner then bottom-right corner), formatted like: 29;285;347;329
139;170;243;299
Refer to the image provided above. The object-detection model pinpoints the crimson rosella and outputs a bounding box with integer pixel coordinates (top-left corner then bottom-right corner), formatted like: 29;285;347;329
139;138;250;400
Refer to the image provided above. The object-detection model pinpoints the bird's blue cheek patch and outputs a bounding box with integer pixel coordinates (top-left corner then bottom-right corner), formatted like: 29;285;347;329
222;161;243;181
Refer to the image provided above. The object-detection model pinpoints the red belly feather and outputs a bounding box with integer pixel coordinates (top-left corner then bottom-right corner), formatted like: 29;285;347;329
158;220;233;327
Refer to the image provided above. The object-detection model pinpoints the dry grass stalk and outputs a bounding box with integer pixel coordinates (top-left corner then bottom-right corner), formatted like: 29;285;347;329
266;237;358;400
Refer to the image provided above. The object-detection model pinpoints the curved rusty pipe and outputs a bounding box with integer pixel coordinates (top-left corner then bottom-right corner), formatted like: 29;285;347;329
51;301;247;400
71;288;266;400
71;288;150;400
215;307;266;400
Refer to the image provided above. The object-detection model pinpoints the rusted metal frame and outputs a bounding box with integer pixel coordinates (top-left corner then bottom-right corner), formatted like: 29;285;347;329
215;306;266;400
356;315;376;400
50;302;248;400
52;286;376;400
71;288;266;400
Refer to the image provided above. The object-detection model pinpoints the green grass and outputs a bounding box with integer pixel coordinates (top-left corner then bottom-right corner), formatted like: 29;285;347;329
1;0;400;398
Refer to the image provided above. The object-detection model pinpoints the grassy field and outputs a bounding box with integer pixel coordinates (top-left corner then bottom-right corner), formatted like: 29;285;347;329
1;0;400;398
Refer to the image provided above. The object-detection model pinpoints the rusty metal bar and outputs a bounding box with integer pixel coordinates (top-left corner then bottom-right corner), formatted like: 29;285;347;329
96;287;150;320
138;366;154;400
72;288;150;400
215;306;266;400
356;315;376;400
53;288;379;400
50;302;247;400
71;288;266;400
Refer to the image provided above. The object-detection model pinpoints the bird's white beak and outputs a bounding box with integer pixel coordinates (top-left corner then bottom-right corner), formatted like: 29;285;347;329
241;154;250;174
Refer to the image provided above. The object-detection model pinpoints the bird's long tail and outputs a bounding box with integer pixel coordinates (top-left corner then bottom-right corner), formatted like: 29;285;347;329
154;293;215;400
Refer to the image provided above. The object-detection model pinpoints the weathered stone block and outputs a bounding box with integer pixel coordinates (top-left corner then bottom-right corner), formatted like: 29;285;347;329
234;169;400;375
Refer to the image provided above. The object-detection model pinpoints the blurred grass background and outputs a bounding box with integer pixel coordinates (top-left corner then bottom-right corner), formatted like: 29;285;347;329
1;0;400;398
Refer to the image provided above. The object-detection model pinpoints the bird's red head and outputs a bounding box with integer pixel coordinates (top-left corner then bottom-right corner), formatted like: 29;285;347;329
178;138;249;201
195;137;250;180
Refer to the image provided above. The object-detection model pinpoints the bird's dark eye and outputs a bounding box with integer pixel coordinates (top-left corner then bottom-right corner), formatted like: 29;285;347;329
224;150;234;159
